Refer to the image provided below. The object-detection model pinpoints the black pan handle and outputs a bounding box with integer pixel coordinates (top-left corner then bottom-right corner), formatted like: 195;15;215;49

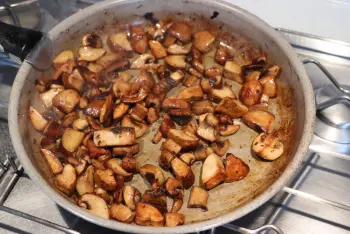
0;21;43;61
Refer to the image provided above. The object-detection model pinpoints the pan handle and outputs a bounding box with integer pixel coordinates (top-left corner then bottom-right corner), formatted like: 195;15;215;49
0;21;43;61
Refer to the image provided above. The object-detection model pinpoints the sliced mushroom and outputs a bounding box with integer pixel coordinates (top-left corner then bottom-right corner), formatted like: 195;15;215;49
165;177;184;198
219;124;240;136
259;74;277;98
96;53;122;68
170;157;195;189
87;63;104;73
29;106;48;131
52;89;80;114
106;158;133;177
200;78;212;94
78;46;106;61
242;110;275;132
62;72;85;93
168;108;192;126
161;139;182;155
197;113;219;143
72;118;89;131
110;203;135;223
217;114;233;125
201;153;227;190
187;67;202;78
82;34;102;48
187;186;209;211
146;107;160;124
204;67;222;79
112;144;140;157
224;154;250;182
158;150;175;171
122;87;148;103
131;36;148;54
87;139;110;158
113;175;125;203
182;75;199;87
122;157;138;173
252;130;284;160
194;144;210;161
79;194;110;219
135;202;164;227
94;168;117;191
177;85;204;101
61;128;85;153
152;131;163;144
74;159;88;175
214;97;248;118
223;61;243;84
55;164;77;196
167;43;192;55
43;121;64;138
121;115;149;138
245;71;261;82
93;127;136;147
240;80;263;106
139;164;165;189
94;187;114;204
35;76;52;93
168;21;192;43
84;99;105;118
142;190;168;214
211;85;237;103
165;213;185;227
62;112;78;128
168;129;199;150
41;149;63;175
162;97;190;111
113;102;129;120
130;53;157;70
267;65;281;77
106;59;130;72
163;34;177;47
179;153;195;165
123;185;141;210
211;139;230;156
39;87;64;108
107;32;132;52
99;94;114;123
165;55;188;70
192;100;214;115
193;30;216;53
149;40;167;59
53;50;74;69
214;46;232;66
182;119;198;134
130;103;148;122
76;165;94;196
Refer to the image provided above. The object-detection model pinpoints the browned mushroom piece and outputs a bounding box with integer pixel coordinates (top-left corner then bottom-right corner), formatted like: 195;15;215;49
122;156;138;173
107;32;132;52
161;139;182;155
35;76;52;93
168;129;199;150
167;43;192;55
146;107;160;124
177;85;204;101
62;72;85;93
217;114;233;125
211;139;230;156
187;186;209;211
214;97;248;118
200;78;212;94
72;118;89;131
259;74;277;98
84;99;105;118
122;87;148;103
191;100;214;115
162;97;190;111
158;115;176;138
96;53;122;68
197;113;219;143
165;55;188;70
167;70;185;87
78;46;107;61
239;80;263;106
201;153;227;190
182;119;198;135
82;34;103;48
165;177;184;198
252;130;284;160
224;153;250;182
106;158;133;177
182;75;199;87
55;164;77;196
149;40;167;59
41;149;63;175
113;176;125;203
266;65;281;77
163;34;177;48
94;168;117;191
158;150;175;171
29;106;48;131
245;71;261;82
130;25;148;54
204;67;222;79
219;124;240;136
78;194;110;219
99;94;114;123
168;21;192;43
87;139;110;158
52;89;81;114
121;115;149;138
43;120;64;139
211;85;237;103
93;187;113;205
61;128;85;153
123;185;141;211
152;131;163;144
74;159;88;176
135;202;165;227
130;53;157;70
112;144;140;157
76;165;94;196
214;46;233;66
188;67;202;78
168;108;192;126
130;103;148;122
179;153;195;165
93;127;136;147
39;87;64;108
242;110;275;132
223;61;243;84
113;102;129;120
165;212;185;227
110;203;135;223
194;144;210;161
139;164;165;189
170;157;195;189
193;30;216;53
142;190;168;214
53;50;74;69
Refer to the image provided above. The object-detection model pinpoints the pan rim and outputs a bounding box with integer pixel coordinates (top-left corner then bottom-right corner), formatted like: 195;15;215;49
8;0;315;233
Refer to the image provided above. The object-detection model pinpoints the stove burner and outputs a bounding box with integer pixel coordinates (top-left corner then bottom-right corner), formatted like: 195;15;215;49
307;58;350;144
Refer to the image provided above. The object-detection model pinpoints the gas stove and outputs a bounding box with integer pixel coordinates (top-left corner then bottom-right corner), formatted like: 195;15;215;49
0;1;349;234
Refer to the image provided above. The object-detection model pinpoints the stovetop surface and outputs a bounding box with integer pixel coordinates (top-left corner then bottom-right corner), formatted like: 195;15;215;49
0;1;350;234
